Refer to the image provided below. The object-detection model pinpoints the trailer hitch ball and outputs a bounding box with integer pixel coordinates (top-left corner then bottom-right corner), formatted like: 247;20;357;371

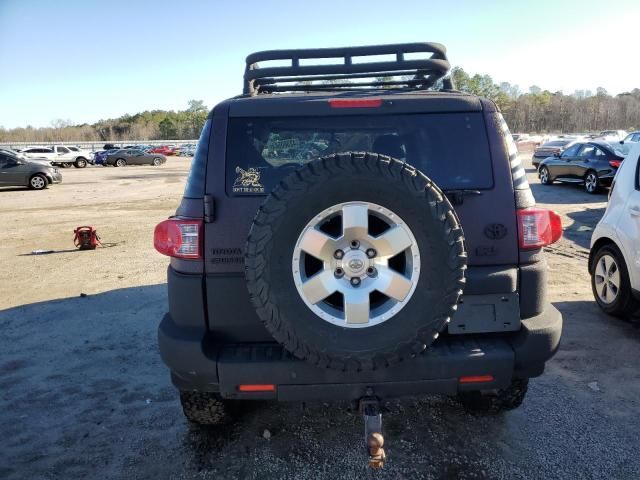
367;432;386;469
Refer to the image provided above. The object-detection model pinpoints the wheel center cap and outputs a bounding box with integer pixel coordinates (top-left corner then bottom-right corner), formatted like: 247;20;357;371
342;250;367;276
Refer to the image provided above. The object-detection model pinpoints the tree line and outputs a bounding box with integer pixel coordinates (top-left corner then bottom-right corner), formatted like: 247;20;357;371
0;100;209;143
450;67;640;133
2;70;640;143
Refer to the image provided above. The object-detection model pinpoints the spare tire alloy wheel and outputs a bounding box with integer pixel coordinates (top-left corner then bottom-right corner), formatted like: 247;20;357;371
245;152;467;371
292;201;420;328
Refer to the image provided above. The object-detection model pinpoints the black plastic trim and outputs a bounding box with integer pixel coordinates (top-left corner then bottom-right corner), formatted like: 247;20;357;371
159;304;562;399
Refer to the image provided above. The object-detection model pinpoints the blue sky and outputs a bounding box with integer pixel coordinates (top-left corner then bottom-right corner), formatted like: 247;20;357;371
1;0;638;128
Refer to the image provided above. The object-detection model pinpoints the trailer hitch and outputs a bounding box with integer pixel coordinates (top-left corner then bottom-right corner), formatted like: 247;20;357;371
360;394;386;468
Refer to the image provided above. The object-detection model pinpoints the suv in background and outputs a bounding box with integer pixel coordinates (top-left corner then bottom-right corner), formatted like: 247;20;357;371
589;142;640;317
153;43;563;461
21;145;89;168
617;131;640;156
598;130;628;142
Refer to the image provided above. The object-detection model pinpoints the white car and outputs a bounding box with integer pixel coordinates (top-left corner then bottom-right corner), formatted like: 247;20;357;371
615;131;640;156
21;145;89;168
597;130;628;142
589;142;640;317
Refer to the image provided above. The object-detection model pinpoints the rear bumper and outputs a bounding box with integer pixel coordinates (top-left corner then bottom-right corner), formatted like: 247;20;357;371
49;173;62;184
158;304;562;401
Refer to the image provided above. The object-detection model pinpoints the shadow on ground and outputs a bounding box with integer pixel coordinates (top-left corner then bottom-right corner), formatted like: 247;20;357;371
561;207;607;249
530;182;608;206
2;290;640;479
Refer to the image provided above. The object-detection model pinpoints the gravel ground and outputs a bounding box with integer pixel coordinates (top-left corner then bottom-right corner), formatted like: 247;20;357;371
1;156;639;479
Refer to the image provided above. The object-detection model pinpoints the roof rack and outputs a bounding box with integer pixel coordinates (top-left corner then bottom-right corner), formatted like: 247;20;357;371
243;42;451;96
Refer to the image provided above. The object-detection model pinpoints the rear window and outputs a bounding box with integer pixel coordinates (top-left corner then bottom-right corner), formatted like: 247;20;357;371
183;118;212;198
226;113;493;195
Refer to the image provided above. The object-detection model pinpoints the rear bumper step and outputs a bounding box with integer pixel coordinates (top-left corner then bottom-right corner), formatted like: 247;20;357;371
159;305;562;401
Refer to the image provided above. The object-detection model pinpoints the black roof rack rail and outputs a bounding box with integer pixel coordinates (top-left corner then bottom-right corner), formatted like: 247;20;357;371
243;42;451;96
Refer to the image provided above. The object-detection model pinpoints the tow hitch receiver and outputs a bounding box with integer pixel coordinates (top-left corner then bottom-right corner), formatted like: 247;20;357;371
360;395;386;468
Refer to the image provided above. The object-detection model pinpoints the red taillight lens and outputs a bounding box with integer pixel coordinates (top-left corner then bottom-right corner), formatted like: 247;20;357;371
609;159;622;168
154;219;202;259
459;375;494;384
328;98;382;108
517;208;562;249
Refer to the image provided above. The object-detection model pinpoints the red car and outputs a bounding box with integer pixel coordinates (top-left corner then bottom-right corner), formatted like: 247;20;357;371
149;145;176;156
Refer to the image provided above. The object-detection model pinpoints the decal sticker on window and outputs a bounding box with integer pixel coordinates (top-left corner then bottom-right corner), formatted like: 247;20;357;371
232;166;265;194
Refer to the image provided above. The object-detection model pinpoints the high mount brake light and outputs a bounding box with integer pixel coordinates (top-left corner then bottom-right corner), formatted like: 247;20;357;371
517;208;563;250
154;219;202;259
328;98;382;109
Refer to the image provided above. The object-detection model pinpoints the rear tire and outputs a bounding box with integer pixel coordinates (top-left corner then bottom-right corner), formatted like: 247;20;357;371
152;157;162;166
584;170;600;194
179;391;230;425
29;174;48;190
591;244;639;318
115;158;126;167
457;378;529;414
62;163;73;168
74;158;87;168
539;166;553;185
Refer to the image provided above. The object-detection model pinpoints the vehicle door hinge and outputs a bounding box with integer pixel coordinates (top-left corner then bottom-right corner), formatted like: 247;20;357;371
203;195;215;223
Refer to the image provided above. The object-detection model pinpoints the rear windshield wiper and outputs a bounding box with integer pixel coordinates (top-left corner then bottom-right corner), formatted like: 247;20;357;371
443;189;483;205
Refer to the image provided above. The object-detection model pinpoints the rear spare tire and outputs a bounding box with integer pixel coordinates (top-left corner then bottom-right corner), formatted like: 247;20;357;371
245;152;467;371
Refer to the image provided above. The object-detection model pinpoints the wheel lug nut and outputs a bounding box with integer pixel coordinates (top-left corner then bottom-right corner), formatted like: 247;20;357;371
350;277;361;287
334;249;344;259
366;248;376;258
366;267;377;277
350;240;360;249
335;268;344;278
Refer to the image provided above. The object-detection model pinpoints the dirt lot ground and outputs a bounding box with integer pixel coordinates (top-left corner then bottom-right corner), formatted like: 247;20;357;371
1;157;639;479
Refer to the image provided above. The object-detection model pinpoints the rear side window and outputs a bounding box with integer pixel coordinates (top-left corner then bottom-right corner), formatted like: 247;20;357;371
183;118;212;198
226;113;493;195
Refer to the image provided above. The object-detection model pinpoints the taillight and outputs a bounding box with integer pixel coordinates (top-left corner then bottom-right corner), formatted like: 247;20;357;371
609;159;622;168
154;219;202;258
328;98;382;108
517;208;562;249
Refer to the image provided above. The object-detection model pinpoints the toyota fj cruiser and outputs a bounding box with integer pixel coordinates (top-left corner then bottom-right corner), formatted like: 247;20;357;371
154;43;563;465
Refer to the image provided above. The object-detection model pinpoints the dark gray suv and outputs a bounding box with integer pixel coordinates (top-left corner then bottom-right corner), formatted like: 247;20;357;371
153;43;563;460
0;150;62;189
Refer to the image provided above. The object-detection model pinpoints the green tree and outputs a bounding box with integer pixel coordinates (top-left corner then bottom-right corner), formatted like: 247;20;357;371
159;118;177;139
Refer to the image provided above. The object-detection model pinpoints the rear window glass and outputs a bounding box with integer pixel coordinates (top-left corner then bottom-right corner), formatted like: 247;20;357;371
226;113;493;195
183;118;212;198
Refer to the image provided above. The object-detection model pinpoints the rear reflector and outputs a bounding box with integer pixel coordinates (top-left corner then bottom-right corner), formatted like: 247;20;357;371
154;218;202;259
609;159;622;168
328;98;382;108
517;208;563;250
459;375;494;384
238;384;276;392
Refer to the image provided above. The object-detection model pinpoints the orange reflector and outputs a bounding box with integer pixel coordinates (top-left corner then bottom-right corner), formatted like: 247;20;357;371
459;375;494;384
238;384;276;392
